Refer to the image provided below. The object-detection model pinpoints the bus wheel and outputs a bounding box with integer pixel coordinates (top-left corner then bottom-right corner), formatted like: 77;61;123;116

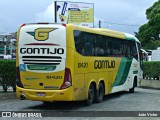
129;80;136;93
95;82;104;103
86;84;95;106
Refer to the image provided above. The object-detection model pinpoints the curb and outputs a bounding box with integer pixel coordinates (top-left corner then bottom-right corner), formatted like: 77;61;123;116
140;79;160;89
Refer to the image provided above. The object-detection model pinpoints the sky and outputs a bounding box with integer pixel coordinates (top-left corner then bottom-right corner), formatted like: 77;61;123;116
0;0;158;35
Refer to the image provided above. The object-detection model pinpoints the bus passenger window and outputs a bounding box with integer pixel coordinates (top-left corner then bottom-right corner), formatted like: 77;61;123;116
94;35;105;56
74;30;85;55
105;42;111;56
131;42;138;60
74;30;95;56
126;41;131;58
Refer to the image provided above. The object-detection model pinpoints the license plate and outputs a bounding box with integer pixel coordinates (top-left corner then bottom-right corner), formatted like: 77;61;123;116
36;92;46;97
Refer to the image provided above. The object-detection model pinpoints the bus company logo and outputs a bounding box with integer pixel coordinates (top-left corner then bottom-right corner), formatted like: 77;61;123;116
27;28;57;41
2;112;11;117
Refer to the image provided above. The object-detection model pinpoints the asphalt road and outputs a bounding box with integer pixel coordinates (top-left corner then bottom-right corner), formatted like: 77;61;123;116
0;87;160;120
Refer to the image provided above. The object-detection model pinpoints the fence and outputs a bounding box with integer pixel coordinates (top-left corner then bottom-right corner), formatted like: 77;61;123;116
143;61;160;80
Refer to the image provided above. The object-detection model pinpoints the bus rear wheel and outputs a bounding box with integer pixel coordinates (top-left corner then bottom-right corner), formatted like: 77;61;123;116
95;82;104;103
85;84;95;106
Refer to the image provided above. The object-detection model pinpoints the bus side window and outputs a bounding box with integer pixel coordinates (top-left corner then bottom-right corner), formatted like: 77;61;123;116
126;41;131;58
94;35;104;56
113;38;122;57
74;30;95;56
137;42;142;65
104;39;111;56
74;30;84;55
107;39;114;56
121;41;126;57
83;33;94;56
131;41;138;60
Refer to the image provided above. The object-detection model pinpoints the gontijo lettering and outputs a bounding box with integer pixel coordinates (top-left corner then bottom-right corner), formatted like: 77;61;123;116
94;60;115;69
20;48;64;54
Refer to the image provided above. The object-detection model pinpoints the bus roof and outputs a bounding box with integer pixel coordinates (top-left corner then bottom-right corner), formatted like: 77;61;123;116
125;32;140;43
19;23;140;43
67;24;140;43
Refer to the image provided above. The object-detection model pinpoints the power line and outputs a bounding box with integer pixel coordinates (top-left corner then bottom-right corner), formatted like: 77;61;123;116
103;21;142;27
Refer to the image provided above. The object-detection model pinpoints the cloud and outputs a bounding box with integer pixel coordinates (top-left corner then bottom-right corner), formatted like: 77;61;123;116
0;0;156;34
91;0;157;34
36;2;55;22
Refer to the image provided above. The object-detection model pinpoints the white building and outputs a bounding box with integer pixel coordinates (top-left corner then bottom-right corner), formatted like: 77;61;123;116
0;32;16;59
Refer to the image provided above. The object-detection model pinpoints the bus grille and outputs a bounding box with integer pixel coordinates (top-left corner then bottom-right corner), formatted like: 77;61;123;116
22;56;62;65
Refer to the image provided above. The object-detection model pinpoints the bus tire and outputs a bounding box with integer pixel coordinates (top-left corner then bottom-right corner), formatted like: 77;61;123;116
129;79;136;93
85;84;95;106
94;82;104;103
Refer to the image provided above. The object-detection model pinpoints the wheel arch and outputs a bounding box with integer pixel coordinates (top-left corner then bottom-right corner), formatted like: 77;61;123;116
87;80;97;93
134;76;138;87
132;75;138;87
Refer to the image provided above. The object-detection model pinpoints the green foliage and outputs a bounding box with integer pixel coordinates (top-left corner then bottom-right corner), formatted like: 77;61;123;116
143;61;160;78
137;0;160;49
146;0;160;19
0;60;16;92
143;40;160;50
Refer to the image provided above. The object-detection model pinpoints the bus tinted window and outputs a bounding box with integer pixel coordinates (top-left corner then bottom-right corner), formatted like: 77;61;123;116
74;30;138;59
74;30;94;56
94;35;105;56
130;41;138;60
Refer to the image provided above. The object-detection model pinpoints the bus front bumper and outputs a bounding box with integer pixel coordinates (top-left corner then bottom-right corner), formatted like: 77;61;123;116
16;86;73;102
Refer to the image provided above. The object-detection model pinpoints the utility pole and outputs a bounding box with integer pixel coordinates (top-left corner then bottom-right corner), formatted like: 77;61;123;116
4;35;7;55
98;20;102;28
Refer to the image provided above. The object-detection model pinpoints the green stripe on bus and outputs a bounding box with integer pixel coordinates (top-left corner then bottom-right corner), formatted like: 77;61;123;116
125;36;135;41
118;58;132;85
112;58;126;86
112;58;132;87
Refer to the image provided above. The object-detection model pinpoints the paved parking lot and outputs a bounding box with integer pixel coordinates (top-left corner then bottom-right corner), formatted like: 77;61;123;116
0;87;160;119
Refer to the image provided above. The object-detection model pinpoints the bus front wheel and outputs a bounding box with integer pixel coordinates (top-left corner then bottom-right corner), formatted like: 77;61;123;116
129;79;137;93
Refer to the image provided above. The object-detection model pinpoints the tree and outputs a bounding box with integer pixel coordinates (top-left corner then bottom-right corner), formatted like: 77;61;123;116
138;0;160;49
